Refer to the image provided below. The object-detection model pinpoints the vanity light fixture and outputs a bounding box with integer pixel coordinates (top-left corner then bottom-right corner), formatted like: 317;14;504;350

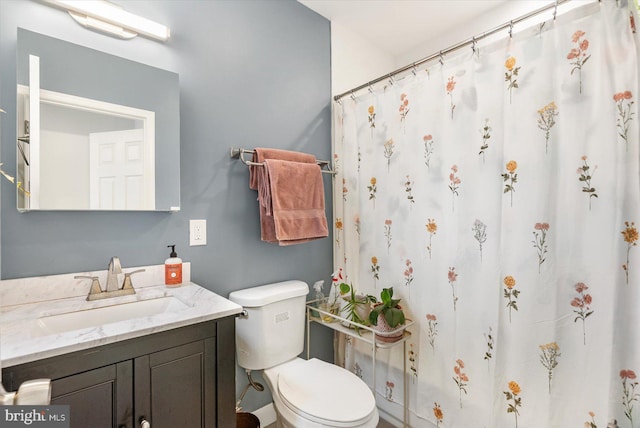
44;0;171;41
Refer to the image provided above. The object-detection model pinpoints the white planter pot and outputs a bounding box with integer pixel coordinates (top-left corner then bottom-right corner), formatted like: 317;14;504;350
340;294;372;328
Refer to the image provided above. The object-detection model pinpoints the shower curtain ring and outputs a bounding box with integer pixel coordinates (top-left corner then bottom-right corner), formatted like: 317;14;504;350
439;51;444;65
538;21;546;37
509;21;514;38
471;37;477;54
411;63;417;76
553;0;558;21
350;91;357;102
368;84;374;94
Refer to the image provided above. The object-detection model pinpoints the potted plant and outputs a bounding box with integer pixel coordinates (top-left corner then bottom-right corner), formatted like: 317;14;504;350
339;283;376;332
368;287;406;342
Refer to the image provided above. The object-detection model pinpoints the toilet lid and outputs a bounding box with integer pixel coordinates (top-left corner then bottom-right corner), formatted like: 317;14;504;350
277;358;376;425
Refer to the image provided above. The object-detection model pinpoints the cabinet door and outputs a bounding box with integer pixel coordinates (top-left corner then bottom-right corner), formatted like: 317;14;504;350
135;340;214;428
50;361;133;428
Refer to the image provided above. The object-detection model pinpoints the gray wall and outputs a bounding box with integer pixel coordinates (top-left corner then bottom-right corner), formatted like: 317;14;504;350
0;0;333;413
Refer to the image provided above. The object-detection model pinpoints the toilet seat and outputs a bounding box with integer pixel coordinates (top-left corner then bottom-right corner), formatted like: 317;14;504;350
276;358;376;427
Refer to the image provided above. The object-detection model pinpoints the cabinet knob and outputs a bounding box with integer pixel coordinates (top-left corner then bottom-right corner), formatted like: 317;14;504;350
140;417;150;428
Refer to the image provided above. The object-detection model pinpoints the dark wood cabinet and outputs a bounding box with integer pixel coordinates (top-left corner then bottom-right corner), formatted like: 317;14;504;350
50;362;132;428
2;317;236;428
135;340;211;428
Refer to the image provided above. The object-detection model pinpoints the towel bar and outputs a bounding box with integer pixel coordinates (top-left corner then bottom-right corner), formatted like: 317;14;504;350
230;147;335;175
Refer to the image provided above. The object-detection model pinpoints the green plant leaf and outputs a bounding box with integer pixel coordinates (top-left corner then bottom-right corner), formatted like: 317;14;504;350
369;306;383;325
380;288;391;303
339;283;351;294
385;307;405;328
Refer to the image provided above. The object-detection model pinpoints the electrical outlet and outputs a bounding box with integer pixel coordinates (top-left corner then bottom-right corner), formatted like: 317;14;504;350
189;219;207;246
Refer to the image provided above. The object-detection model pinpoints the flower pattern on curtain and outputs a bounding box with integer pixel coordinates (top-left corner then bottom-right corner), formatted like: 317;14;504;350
333;2;640;427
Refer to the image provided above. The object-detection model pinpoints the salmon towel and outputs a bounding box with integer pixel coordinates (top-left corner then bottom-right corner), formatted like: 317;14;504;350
263;159;328;245
249;148;315;191
249;148;328;245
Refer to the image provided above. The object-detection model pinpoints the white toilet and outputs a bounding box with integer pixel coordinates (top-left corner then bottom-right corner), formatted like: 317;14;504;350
229;280;379;428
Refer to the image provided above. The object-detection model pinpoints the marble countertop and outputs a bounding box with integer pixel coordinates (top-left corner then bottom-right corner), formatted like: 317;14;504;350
1;281;243;368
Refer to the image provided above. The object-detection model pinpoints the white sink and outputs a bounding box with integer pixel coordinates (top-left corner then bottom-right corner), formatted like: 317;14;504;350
34;296;190;337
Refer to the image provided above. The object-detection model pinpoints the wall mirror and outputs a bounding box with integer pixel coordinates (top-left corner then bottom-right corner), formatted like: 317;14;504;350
16;28;180;211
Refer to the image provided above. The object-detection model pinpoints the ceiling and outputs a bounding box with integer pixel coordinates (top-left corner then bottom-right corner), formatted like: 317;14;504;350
298;0;515;56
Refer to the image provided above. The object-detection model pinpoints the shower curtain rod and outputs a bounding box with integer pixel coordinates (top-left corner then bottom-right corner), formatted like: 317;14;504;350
334;0;590;102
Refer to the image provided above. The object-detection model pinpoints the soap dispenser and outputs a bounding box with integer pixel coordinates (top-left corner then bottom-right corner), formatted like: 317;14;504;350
165;244;182;287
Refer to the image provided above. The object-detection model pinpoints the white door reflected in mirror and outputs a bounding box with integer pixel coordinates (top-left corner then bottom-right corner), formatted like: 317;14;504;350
90;128;154;210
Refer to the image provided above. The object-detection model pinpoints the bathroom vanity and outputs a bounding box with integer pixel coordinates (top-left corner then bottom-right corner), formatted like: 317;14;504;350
3;317;234;428
0;265;242;428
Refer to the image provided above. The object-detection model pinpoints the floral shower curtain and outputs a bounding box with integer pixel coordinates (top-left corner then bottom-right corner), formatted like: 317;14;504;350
332;2;640;427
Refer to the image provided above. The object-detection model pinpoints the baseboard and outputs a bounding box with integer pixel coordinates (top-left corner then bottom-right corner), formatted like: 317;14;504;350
252;402;277;427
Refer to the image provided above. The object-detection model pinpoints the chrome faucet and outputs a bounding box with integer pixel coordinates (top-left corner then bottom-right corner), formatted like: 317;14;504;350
75;257;145;301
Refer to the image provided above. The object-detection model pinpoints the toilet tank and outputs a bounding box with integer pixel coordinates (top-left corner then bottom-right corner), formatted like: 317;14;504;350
229;280;309;370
